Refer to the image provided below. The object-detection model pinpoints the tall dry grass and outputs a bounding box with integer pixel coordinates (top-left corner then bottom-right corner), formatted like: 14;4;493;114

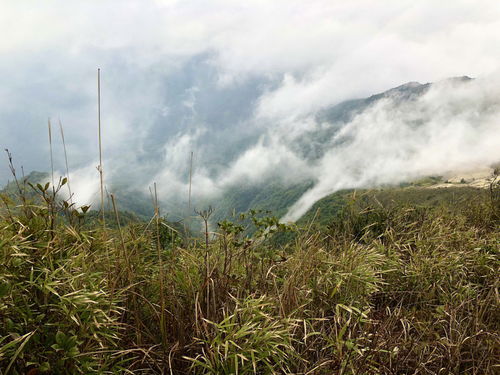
0;167;498;374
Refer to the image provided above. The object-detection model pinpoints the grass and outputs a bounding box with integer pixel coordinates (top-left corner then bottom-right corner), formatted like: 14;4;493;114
0;168;498;374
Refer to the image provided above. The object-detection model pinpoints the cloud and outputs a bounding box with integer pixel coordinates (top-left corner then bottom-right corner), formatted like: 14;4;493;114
282;75;500;221
1;0;500;220
64;163;100;206
149;129;312;205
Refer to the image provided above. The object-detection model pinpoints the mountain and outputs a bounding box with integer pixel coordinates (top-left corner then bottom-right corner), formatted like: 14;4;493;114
3;76;488;228
197;76;479;224
0;171;49;201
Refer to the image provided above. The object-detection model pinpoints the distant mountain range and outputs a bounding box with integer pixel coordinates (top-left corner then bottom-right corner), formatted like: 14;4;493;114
3;76;492;228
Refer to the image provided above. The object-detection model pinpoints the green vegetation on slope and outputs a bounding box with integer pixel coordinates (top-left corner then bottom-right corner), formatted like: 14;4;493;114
299;184;493;228
0;173;498;374
208;179;313;227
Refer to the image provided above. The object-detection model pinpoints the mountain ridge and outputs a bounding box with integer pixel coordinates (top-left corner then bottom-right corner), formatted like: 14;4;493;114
2;75;489;227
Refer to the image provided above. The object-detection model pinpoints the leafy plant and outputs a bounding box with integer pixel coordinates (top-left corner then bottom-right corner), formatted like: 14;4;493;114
186;296;300;374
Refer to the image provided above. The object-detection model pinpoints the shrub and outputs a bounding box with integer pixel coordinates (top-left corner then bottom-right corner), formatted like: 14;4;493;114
186;296;300;374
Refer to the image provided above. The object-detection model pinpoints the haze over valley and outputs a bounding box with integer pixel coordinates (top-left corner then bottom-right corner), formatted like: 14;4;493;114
1;1;500;223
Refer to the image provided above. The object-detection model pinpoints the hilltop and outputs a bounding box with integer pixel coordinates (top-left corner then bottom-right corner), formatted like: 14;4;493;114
0;162;498;373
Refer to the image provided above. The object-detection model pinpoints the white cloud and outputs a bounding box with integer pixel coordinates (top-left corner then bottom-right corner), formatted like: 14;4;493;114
62;163;100;206
282;75;500;221
2;0;500;220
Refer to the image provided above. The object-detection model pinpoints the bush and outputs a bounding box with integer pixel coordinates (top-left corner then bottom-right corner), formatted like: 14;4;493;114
186;296;299;374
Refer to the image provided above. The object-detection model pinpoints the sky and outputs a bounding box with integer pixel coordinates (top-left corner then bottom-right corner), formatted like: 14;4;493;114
1;0;500;218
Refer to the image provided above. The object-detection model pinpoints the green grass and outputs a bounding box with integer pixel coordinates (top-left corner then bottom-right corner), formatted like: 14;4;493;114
0;173;498;374
299;185;492;229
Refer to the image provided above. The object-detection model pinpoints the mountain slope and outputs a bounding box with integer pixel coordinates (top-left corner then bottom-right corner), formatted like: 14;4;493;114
204;76;482;223
298;178;497;229
4;76;491;228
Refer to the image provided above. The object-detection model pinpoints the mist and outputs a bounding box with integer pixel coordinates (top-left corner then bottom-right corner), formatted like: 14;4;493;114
283;76;500;221
144;75;500;221
1;1;500;221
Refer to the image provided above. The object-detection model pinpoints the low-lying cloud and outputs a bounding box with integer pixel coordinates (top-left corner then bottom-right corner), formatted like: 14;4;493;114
132;75;500;221
2;1;500;221
14;72;500;223
283;76;500;220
